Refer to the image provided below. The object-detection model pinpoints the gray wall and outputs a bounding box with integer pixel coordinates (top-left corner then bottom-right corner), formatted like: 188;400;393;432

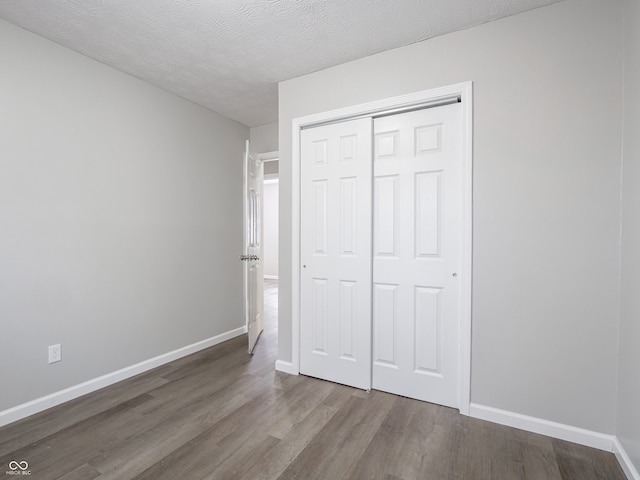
249;122;279;154
0;20;248;412
250;121;279;175
278;0;623;434
617;0;640;469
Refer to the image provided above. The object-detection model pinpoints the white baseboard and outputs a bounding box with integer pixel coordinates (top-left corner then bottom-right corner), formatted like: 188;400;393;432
264;275;279;280
0;325;247;428
469;403;615;452
275;360;298;375
614;437;640;480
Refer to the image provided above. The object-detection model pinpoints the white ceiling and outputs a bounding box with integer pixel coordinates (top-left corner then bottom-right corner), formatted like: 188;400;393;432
0;0;563;127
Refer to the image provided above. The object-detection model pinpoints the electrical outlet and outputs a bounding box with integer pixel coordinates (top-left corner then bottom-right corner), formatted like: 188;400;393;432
48;344;61;364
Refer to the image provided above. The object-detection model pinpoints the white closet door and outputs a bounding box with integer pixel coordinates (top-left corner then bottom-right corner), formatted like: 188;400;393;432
300;118;372;389
372;104;463;408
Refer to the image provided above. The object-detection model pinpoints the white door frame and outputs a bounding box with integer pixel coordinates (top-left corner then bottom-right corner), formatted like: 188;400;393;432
259;151;279;163
290;82;473;414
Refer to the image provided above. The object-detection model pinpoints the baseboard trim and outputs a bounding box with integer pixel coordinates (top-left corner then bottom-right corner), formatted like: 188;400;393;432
469;403;615;452
264;275;279;280
613;437;640;480
275;360;298;375
0;325;247;428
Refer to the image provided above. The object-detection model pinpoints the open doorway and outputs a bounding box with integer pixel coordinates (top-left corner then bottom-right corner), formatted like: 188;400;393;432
263;176;279;281
261;153;279;338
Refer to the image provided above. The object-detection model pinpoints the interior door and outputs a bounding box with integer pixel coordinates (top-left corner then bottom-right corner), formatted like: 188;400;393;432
372;103;463;408
243;140;264;354
299;118;372;389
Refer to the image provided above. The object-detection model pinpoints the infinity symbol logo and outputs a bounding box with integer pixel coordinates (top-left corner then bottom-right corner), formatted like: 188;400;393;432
8;461;28;470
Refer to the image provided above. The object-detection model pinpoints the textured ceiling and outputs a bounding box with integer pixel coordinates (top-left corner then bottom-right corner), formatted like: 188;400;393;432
0;0;563;127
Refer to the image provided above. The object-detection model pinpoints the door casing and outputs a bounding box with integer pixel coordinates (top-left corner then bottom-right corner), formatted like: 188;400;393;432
289;82;473;414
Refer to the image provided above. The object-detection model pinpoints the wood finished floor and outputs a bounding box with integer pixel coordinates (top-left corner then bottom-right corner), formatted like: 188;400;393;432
0;280;626;480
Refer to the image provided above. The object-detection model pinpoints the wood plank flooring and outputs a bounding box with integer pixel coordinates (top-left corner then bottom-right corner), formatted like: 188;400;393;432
0;280;626;479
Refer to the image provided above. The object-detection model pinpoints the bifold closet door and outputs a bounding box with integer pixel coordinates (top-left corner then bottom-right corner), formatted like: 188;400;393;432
299;117;372;390
372;103;463;408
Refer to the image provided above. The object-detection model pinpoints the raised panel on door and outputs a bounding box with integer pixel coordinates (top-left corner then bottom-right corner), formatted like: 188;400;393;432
373;283;399;367
300;117;372;390
372;103;463;408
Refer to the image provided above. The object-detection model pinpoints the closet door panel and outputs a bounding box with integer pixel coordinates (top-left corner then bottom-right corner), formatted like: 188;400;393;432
300;118;372;389
372;103;463;408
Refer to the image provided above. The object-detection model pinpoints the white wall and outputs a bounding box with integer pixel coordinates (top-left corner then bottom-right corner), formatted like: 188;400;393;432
250;122;278;154
617;0;640;471
263;180;279;278
278;0;623;434
0;20;248;412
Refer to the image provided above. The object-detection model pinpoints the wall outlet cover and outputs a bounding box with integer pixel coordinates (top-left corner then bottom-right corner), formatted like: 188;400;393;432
48;344;61;364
